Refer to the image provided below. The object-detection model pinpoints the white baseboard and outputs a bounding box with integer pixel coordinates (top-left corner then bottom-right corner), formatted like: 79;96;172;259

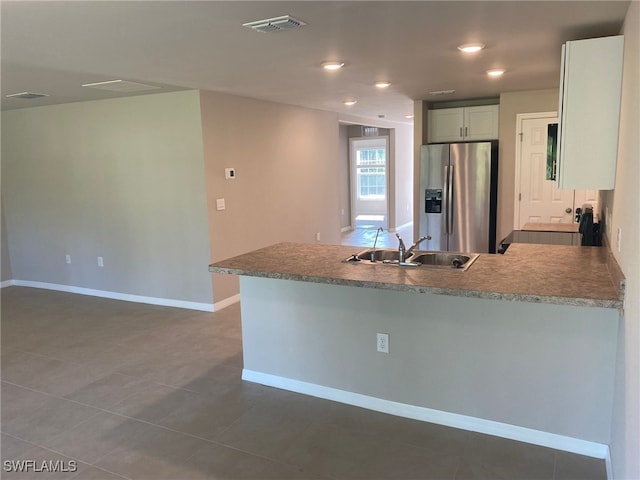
242;369;610;461
1;279;16;288
213;294;240;311
340;226;353;233
6;280;214;312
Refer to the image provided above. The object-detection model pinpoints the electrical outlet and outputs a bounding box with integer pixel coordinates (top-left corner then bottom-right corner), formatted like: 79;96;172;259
617;227;622;253
65;254;71;264
376;333;389;354
97;256;104;267
315;232;321;242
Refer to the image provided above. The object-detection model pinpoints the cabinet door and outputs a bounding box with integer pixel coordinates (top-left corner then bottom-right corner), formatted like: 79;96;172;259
428;108;463;143
464;105;499;141
557;35;623;189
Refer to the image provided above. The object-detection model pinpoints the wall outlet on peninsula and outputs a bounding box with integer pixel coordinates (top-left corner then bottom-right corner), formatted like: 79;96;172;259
377;333;389;354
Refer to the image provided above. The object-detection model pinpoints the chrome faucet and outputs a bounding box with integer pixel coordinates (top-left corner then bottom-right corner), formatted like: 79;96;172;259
406;235;432;257
396;233;407;262
371;227;384;262
396;234;432;262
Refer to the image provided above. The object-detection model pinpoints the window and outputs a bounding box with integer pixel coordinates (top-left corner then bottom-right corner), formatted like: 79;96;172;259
356;147;386;200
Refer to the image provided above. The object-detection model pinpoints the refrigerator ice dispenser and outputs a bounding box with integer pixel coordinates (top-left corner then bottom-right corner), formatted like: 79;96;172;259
425;189;443;214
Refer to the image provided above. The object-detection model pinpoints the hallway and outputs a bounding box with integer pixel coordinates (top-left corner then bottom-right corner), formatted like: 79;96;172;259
341;223;415;249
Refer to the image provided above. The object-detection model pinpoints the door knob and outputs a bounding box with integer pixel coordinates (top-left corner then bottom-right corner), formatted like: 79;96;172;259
565;207;572;213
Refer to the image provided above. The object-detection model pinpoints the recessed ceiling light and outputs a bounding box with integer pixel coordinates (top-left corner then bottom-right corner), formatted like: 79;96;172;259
375;82;391;89
487;69;505;77
343;100;357;106
405;114;414;119
457;43;485;53
322;61;345;71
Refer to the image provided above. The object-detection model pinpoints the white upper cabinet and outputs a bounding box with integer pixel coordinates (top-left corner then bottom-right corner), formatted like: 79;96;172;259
556;35;624;190
428;108;464;143
428;105;499;143
464;106;500;141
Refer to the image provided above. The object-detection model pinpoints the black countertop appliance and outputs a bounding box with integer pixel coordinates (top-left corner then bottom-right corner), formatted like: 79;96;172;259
578;206;601;246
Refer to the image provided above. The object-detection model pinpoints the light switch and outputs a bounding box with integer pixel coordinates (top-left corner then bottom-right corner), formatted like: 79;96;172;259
216;198;226;211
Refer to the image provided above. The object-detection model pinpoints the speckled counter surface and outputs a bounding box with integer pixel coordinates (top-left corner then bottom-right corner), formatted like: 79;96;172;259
522;222;580;233
209;242;624;309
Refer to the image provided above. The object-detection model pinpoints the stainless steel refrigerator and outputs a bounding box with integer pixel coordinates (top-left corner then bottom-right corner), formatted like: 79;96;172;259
419;141;498;254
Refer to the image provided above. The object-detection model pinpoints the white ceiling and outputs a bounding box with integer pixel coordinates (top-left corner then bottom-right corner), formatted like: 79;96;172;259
1;1;630;124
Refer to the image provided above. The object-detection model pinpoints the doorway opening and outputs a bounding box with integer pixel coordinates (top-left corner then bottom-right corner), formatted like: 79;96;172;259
350;136;389;230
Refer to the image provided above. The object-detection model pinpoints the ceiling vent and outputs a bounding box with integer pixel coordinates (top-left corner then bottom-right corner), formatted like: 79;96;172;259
243;15;306;33
5;92;49;100
81;80;161;93
429;89;456;96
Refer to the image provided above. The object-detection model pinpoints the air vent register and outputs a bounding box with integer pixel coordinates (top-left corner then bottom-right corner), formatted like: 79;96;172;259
243;15;306;33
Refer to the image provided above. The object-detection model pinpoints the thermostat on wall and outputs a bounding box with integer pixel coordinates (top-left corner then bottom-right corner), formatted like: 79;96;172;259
225;168;236;179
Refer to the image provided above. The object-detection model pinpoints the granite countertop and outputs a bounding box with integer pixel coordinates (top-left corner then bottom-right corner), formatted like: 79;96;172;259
209;242;624;309
522;223;580;233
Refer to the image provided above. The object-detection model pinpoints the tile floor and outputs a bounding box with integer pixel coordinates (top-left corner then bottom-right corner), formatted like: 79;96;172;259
1;286;606;479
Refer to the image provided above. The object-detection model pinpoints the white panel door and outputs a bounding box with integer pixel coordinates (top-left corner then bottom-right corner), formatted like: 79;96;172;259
518;117;575;227
574;189;600;221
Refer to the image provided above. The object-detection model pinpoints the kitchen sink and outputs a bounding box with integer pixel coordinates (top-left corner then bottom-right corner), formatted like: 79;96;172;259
352;249;402;262
344;249;479;271
409;252;478;271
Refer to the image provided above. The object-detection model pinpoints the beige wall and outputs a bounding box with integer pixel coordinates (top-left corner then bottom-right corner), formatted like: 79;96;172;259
605;2;640;478
338;125;351;229
1;202;12;281
497;89;560;243
393;123;414;229
412;101;425;237
1;91;213;304
199;90;341;303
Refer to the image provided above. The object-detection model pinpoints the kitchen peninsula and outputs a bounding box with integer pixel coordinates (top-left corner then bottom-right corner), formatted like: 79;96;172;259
210;242;624;458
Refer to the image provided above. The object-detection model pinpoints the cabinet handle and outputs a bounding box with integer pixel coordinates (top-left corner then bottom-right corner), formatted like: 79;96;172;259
460;127;463;137
465;127;468;137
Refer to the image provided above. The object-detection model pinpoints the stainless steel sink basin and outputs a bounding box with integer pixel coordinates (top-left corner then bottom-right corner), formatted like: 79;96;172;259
353;249;401;262
409;252;479;271
344;249;479;271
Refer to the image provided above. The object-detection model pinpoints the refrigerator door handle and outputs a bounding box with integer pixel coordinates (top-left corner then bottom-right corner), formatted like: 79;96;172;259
443;165;450;234
448;164;454;234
